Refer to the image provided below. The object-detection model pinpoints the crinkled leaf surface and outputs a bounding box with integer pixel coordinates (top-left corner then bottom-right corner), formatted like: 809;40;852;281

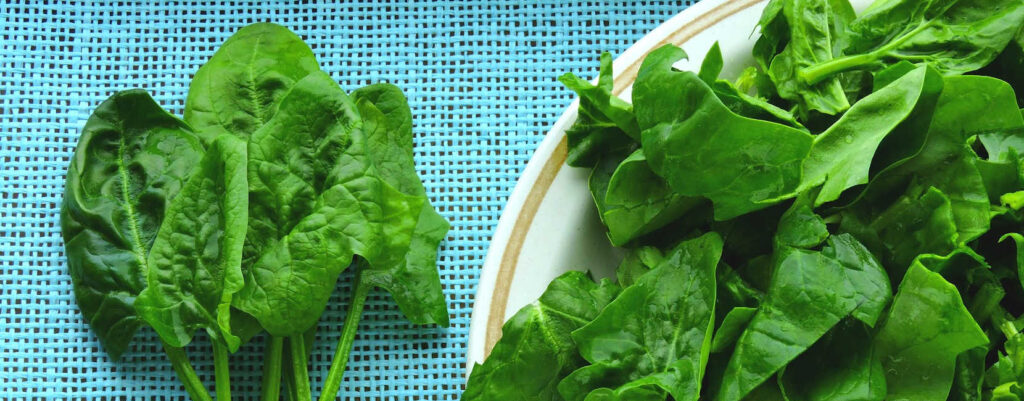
184;22;321;142
136;135;248;351
351;83;451;327
61;89;204;359
559;52;640;167
602;149;700;246
558;233;723;401
233;71;384;336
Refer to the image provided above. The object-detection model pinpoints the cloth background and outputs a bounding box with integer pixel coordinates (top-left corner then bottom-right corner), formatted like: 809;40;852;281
0;1;695;399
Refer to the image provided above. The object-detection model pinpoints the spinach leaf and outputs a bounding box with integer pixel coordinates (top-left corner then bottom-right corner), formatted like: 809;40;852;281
714;234;889;401
61;89;205;359
710;307;757;354
233;70;383;336
352;83;451;326
615;246;663;287
778;320;886;401
136;134;249;351
636;45;813;220
840;186;959;274
602;149;701;246
775;190;829;249
843;76;1019;251
801;0;1024;85
874;260;989;401
462;271;621;401
699;42;805;129
800;65;943;205
558;232;723;401
185;22;321;142
758;0;854;116
559;52;640;167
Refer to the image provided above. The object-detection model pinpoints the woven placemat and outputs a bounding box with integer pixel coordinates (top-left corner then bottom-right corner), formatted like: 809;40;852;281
0;1;694;399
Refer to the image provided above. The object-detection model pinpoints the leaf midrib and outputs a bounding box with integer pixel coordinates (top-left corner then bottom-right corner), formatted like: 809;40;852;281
117;132;149;274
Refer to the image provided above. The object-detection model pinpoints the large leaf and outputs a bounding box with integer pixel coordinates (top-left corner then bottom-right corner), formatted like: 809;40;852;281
635;45;813;220
714;234;890;401
61;89;204;359
778;320;886;401
136;135;249;351
462;271;621;401
801;0;1024;84
558;233;723;401
874;260;989;401
184;23;321;142
351;83;451;326
801;66;943;205
233;71;385;336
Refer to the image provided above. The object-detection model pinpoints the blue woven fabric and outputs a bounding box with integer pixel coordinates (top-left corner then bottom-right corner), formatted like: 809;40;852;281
0;1;694;399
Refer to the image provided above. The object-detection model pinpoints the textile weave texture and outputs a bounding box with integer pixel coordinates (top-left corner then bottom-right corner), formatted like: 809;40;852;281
0;1;694;399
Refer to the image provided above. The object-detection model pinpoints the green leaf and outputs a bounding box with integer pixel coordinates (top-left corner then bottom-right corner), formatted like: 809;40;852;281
699;43;806;129
136;134;249;351
61;89;204;359
615;246;663;288
775;191;829;249
351;83;451;327
233;71;384;336
801;66;943;205
462;271;621;401
764;0;852;115
559;52;640;167
874;261;989;401
840;186;959;275
801;0;1024;85
710;307;756;354
843;76;1017;250
714;234;889;401
635;45;813;220
602;149;701;246
184;23;321;142
558;233;724;401
949;346;988;401
778;320;886;401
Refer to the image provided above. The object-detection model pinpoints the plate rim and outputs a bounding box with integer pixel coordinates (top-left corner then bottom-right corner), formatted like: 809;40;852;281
465;0;766;374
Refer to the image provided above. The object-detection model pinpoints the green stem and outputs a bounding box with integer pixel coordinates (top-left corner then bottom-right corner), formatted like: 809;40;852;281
289;334;312;401
162;341;213;401
799;52;879;85
261;336;285;401
317;274;371;401
212;341;231;400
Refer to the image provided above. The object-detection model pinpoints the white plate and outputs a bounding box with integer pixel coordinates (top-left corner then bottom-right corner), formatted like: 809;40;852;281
466;0;872;373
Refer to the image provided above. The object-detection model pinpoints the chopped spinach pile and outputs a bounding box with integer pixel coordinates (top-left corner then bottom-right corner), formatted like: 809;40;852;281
464;0;1024;400
60;23;449;401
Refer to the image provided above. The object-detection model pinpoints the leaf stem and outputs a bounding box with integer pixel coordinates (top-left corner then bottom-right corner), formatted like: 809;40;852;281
317;274;371;401
212;340;231;400
162;341;213;401
799;53;879;85
261;336;284;401
289;334;312;401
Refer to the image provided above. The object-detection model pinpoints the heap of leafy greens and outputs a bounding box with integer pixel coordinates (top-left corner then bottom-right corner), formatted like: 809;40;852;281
464;0;1024;400
60;23;449;401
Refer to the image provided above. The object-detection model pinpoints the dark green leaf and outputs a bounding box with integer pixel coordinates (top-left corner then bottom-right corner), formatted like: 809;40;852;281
559;233;723;401
874;261;988;401
462;271;621;401
636;45;813;220
61;89;204;359
778;320;886;401
714;234;889;401
602;149;701;246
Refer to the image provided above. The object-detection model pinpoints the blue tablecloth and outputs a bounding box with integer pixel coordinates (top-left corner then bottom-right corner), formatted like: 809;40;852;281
0;1;693;399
